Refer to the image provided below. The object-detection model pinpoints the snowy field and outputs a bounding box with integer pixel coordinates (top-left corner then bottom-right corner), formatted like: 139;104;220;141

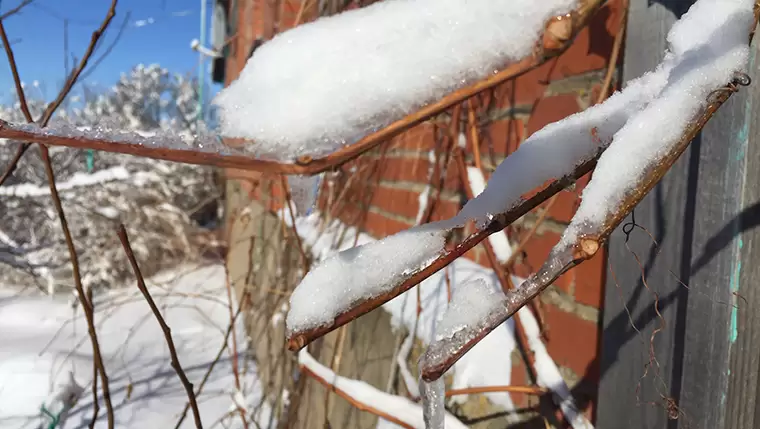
0;264;271;429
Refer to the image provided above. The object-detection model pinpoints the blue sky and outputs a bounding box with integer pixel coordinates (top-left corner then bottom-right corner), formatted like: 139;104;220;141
0;0;223;101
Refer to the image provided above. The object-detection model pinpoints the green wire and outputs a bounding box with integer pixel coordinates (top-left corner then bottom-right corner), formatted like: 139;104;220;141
86;149;94;172
40;404;61;429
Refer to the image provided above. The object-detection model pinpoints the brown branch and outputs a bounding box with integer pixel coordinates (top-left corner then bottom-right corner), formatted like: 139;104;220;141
280;175;311;273
286;155;599;351
299;363;415;429
117;224;204;429
39;146;116;428
0;0;118;185
452;148;541;380
0;18;33;186
0;0;34;21
595;0;628;105
39;0;117;126
87;287;100;429
419;74;749;383
0;0;604;176
174;290;250;429
503;194;558;269
0;20;32;122
0;142;29;186
445;385;547;397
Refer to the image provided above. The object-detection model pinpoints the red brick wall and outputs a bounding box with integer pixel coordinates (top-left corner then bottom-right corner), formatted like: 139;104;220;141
224;0;625;424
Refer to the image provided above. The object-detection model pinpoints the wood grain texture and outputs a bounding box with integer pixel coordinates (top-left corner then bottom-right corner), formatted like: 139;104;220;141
598;1;760;428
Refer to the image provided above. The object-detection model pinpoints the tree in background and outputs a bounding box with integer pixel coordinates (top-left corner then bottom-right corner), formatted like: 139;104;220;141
0;64;221;295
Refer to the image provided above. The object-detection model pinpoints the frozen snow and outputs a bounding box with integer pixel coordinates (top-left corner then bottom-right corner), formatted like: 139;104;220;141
563;0;754;245
434;279;504;341
284;213;518;414
9;121;238;156
214;0;577;161
455;67;670;229
421;377;446;429
0;166;130;197
299;350;467;429
286;221;451;332
466;166;512;261
0;265;271;429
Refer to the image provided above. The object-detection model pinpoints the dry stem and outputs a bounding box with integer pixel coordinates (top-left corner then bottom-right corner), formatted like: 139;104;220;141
118;225;204;429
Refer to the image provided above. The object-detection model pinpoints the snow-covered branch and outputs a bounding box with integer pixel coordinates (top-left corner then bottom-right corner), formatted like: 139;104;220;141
0;0;604;176
419;0;757;389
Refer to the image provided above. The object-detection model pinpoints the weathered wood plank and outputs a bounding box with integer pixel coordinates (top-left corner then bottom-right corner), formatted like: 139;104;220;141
597;1;760;428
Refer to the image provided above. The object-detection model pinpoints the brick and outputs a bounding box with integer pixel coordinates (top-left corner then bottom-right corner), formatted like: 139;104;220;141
490;73;548;109
526;93;581;136
545;171;591;223
509;363;533;408
361;210;413;239
391;122;438;152
427;199;461;223
541;304;600;382
484;118;525;157
366;186;421;222
511;230;573;293
573;247;607;309
378;157;433;186
546;3;623;82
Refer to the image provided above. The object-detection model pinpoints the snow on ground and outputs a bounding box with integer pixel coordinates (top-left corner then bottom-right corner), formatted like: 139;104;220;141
0;264;271;429
299;350;467;429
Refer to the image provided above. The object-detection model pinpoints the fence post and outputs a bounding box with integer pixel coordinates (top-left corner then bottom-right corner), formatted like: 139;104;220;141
596;1;760;428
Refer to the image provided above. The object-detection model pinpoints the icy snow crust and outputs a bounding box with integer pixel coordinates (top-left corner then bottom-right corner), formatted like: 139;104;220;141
286;221;450;332
215;0;577;161
434;279;504;341
563;0;753;245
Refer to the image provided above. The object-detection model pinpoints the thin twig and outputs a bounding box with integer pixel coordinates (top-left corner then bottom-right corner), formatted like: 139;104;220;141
0;0;34;21
0;20;33;121
503;194;559;269
445;385;547;397
595;0;628;105
39;0;117;126
0;0;119;184
39;146;116;428
173;290;250;429
87;287;100;429
117;224;204;429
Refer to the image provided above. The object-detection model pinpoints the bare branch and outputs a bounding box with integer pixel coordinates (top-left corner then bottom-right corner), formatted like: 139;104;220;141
117;224;204;429
39;0;118;126
39;145;116;428
0;0;34;21
0;0;118;186
445;385;547;397
0;19;33;121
